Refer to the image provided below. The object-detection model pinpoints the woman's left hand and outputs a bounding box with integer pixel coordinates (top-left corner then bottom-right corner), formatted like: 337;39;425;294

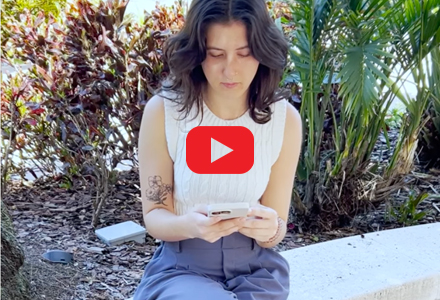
238;204;278;243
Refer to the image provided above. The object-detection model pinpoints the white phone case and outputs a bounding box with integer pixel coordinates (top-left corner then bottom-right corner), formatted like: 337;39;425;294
207;202;250;220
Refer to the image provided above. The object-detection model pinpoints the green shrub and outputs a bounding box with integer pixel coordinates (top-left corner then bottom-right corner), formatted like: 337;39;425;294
386;191;428;226
1;0;67;36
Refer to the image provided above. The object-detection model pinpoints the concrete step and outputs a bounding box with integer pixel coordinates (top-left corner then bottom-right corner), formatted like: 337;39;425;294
282;222;440;299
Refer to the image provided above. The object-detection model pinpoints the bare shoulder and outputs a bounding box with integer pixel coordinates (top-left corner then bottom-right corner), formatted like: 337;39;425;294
143;94;166;118
138;94;167;147
140;94;170;136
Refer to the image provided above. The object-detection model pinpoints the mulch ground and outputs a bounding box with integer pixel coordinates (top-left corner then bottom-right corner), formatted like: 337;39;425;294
3;166;440;300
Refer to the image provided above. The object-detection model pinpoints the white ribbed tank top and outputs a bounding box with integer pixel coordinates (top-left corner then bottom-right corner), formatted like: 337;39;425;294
163;96;287;216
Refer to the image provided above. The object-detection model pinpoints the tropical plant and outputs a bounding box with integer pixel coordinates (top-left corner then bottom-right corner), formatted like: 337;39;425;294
1;0;67;38
419;47;440;168
385;0;440;177
0;0;185;225
283;0;440;229
385;108;404;129
286;0;392;228
386;190;428;226
0;74;35;195
3;0;67;16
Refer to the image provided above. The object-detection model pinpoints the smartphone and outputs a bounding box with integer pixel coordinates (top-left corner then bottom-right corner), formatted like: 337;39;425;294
207;202;250;220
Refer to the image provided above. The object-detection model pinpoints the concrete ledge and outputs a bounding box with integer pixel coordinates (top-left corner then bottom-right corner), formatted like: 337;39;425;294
282;223;440;300
126;223;440;300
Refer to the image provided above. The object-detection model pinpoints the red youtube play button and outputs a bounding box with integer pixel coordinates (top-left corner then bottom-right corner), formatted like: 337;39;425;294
186;126;254;174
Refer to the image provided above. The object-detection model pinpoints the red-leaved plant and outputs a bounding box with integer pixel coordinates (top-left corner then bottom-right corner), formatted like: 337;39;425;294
1;0;184;226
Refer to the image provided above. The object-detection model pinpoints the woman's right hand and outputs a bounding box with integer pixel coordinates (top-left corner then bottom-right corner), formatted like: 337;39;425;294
184;204;246;243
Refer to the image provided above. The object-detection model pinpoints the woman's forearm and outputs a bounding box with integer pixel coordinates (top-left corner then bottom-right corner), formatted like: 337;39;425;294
143;208;193;242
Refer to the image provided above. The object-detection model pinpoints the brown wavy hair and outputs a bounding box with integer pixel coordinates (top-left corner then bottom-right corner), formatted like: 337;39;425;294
158;0;290;124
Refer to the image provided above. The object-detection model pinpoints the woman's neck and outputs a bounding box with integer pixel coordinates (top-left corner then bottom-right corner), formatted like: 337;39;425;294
203;86;249;120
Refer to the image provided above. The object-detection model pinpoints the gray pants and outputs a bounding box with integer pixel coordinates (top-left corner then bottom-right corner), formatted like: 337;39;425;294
133;232;290;300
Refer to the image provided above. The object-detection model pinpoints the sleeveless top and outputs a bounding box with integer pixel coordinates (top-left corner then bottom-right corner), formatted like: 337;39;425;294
163;96;287;216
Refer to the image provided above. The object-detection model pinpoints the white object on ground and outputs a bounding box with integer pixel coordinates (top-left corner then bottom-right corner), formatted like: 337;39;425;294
95;221;146;246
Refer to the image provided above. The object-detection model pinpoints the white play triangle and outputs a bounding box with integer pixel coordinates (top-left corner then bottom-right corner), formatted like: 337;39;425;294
211;138;233;163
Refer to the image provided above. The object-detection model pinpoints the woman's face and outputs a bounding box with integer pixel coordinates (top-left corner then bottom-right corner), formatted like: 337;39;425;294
201;21;260;99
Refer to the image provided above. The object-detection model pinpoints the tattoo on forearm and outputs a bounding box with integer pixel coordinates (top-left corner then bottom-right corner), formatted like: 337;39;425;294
145;175;173;206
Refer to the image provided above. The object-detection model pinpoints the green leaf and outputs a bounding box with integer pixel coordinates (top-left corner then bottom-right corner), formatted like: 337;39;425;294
313;0;335;45
283;72;301;84
414;192;429;206
413;211;427;221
